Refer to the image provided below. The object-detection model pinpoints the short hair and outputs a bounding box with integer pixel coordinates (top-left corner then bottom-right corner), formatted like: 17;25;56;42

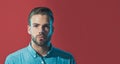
28;7;54;25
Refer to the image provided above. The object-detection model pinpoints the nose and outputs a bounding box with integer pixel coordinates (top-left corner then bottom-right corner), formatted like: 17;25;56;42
38;26;44;34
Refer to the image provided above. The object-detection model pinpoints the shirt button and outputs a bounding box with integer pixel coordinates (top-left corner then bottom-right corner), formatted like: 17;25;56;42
41;61;44;64
34;55;36;58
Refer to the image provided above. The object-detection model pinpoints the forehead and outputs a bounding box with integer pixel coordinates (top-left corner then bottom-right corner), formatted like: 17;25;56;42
30;14;49;24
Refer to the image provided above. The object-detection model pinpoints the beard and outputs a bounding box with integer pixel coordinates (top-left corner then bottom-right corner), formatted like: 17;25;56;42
31;34;51;46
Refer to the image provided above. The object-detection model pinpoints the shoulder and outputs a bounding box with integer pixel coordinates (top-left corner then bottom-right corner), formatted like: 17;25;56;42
5;47;28;63
52;47;74;59
7;47;27;57
52;47;76;64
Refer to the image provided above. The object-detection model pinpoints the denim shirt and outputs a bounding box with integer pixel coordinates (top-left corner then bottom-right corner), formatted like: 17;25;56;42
5;44;76;64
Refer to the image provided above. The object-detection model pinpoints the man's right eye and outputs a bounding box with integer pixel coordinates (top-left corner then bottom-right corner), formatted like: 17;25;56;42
33;25;39;27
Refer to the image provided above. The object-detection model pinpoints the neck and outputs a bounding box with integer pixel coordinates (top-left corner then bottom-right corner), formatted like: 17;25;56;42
31;41;50;56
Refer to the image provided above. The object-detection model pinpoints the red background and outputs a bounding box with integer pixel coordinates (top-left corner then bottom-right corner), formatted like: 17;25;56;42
0;0;120;64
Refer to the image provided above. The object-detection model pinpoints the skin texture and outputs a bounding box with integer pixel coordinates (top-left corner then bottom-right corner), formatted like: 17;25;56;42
28;14;54;56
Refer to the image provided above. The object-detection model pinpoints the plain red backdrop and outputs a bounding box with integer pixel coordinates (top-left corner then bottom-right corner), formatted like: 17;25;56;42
0;0;120;64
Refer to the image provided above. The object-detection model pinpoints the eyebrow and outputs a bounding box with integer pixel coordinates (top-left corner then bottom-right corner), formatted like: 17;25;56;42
32;23;39;25
32;23;50;25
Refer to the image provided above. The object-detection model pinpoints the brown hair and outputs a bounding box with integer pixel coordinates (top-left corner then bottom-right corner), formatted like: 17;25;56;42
28;7;54;25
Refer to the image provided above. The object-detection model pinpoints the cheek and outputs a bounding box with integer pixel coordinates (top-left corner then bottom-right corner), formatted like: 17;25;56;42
30;28;39;36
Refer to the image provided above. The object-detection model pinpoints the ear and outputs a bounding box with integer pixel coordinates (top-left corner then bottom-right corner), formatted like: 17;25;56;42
27;25;31;35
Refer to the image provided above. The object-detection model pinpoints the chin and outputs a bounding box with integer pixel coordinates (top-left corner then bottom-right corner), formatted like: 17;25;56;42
36;41;47;46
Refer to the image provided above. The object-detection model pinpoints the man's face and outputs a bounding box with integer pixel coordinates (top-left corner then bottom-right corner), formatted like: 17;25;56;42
28;14;53;46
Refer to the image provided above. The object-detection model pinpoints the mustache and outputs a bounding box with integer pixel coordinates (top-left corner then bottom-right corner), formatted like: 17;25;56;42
37;32;47;37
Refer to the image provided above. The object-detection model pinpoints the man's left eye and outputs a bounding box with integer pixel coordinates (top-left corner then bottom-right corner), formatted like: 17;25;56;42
44;25;50;28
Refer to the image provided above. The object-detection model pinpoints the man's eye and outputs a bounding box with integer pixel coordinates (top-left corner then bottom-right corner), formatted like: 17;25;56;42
33;25;39;27
44;25;50;28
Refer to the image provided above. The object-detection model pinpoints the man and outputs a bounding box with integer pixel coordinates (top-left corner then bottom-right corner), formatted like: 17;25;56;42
5;7;76;64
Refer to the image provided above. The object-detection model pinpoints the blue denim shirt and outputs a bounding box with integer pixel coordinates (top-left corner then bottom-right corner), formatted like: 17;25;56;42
5;44;76;64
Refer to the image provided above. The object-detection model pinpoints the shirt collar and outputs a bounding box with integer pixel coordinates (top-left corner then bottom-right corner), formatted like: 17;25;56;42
27;43;54;58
